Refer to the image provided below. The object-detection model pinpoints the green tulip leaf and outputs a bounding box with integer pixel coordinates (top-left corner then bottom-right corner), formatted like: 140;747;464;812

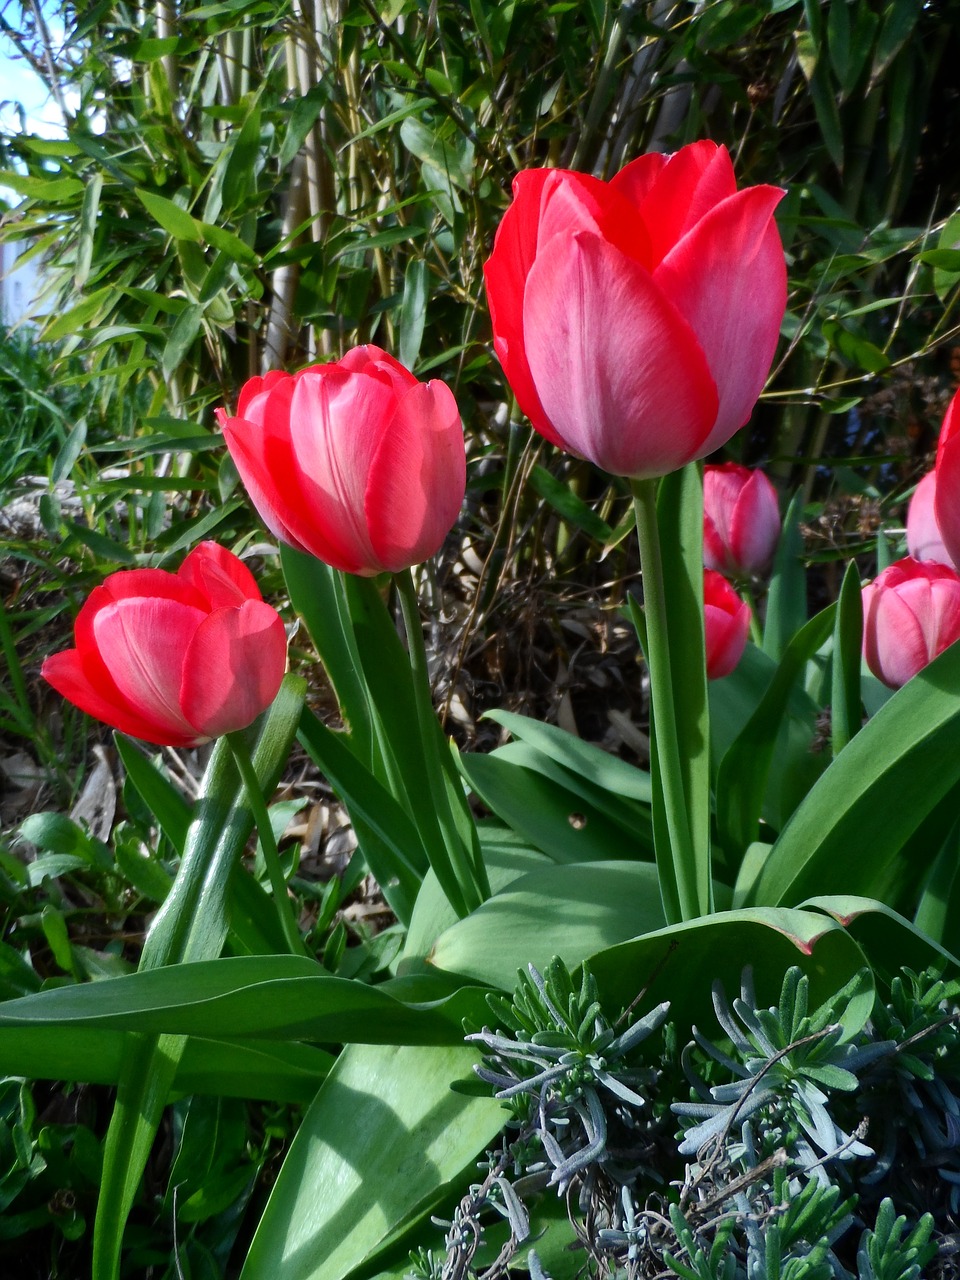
240;1043;504;1280
800;895;960;978
483;709;652;803
429;861;668;989
587;906;875;1040
0;1026;332;1104
750;640;960;910
0;954;488;1044
715;603;835;855
460;752;650;865
402;839;551;965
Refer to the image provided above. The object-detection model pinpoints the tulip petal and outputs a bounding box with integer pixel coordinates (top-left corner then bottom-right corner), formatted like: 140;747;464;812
935;389;960;568
728;471;781;576
180;600;287;738
366;379;466;571
522;231;718;477
614;141;737;268
654;185;786;455
338;344;416;397
907;471;954;566
92;598;205;741
286;368;396;573
867;585;932;689
484;171;573;451
220;407;310;553
41;648;199;746
179;540;263;609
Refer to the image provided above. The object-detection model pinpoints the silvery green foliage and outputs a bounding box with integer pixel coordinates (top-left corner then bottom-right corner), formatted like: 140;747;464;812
673;967;890;1179
858;968;960;1210
855;1198;935;1280
409;960;958;1280
467;957;670;1191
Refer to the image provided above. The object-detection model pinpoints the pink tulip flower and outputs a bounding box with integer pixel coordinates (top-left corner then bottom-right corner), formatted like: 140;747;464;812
483;140;787;478
703;463;781;578
704;569;751;679
42;542;287;746
906;470;956;567
934;388;960;568
861;556;960;689
217;345;466;576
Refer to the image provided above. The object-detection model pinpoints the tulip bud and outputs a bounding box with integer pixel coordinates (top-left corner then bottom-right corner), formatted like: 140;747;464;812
861;556;960;689
484;140;787;478
42;542;287;746
217;345;466;576
703;463;781;578
704;569;751;679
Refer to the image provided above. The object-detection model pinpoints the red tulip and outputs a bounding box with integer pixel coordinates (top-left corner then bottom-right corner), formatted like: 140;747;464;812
483;140;786;478
906;470;956;567
217;345;466;576
42;542;287;746
934;388;960;568
704;569;751;679
861;556;960;689
703;463;781;578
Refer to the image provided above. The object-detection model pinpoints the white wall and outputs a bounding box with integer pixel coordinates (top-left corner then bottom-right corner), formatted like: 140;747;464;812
0;239;43;326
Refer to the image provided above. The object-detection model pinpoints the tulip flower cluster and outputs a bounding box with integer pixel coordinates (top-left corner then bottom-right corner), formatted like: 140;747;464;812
43;139;788;941
861;388;960;689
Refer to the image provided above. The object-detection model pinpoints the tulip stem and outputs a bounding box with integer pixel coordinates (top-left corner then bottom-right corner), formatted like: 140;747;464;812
632;477;702;924
394;568;487;913
226;731;306;957
741;586;764;647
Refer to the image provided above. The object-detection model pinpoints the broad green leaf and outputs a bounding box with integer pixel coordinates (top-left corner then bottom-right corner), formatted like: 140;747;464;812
587;906;874;1040
240;1043;504;1280
41;287;115;341
162;303;203;380
281;547;373;758
527;465;615;542
751;641;960;909
0;954;486;1044
801;895;959;978
402;841;551;964
94;677;305;1280
0;1026;331;1104
200;221;258;265
764;490;807;660
831;561;863;755
656;464;711;916
430;861;668;989
913;814;960;952
398;256;428;371
715;604;835;856
483;710;652;803
135;186;202;241
279;84;329;168
486;739;653;850
298;707;424;924
460;751;648;865
399;116;474;190
115;734;191;853
0;171;83;199
221;100;263;214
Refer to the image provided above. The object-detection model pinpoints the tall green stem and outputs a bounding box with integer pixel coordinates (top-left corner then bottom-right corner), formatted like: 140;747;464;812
632;477;702;923
227;731;306;956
